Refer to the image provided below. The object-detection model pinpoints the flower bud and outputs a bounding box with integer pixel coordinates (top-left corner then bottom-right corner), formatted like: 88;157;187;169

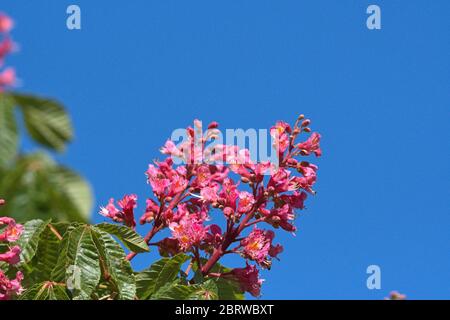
301;119;310;127
300;149;309;156
194;119;202;129
187;127;194;138
207;121;219;129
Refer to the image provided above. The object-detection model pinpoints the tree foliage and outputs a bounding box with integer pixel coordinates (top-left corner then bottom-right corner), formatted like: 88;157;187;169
3;220;243;300
0;93;93;223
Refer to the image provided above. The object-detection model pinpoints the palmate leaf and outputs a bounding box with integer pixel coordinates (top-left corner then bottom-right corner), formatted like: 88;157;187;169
15;219;50;265
0;94;18;167
0;153;92;222
91;227;136;300
50;226;75;283
47;166;93;222
32;224;63;281
19;282;70;300
149;279;195;300
22;222;79;287
12;93;73;152
95;223;149;253
151;279;219;300
187;280;219;300
136;253;189;300
51;225;101;300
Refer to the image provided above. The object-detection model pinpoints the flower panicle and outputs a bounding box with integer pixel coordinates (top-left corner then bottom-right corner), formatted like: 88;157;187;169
0;199;24;300
99;116;321;297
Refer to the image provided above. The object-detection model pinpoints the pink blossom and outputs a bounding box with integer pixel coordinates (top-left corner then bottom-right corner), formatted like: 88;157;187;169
296;132;322;157
0;246;21;265
160;140;183;158
0;13;13;33
280;191;307;209
203;224;223;251
218;178;239;210
99;198;121;220
0;67;15;90
237;191;255;214
229;148;253;172
0;216;14;225
270;121;291;153
0;38;13;64
207;121;219;129
267;168;291;193
169;215;207;251
268;244;283;258
265;204;296;232
222;207;235;219
168;174;188;196
208;165;229;183
0;220;23;242
290;163;318;193
240;227;281;268
100;116;321;297
140;198;159;225
253;161;271;183
146;164;170;196
200;183;220;203
117;194;137;228
0;37;13;55
0;271;23;300
230;263;264;297
99;194;137;228
193;164;213;188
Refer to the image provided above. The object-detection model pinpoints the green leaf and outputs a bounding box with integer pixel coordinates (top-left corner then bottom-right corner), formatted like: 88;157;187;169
15;219;50;265
0;94;18;166
150;279;219;300
95;223;149;253
149;279;194;300
192;259;244;300
50;227;73;283
19;282;70;300
51;225;101;300
188;280;219;300
47;166;93;222
13;93;73;151
0;154;92;222
32;224;63;281
136;253;189;300
214;278;244;300
91;227;136;300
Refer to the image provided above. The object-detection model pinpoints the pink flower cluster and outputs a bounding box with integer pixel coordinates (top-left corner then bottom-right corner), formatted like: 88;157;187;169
99;194;138;228
0;13;15;92
0;200;24;300
100;116;321;297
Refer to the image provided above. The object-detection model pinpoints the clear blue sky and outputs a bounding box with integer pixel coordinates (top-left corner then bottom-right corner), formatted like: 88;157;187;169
3;1;449;299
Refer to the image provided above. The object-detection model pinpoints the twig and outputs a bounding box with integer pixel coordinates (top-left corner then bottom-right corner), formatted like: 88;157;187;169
48;224;63;241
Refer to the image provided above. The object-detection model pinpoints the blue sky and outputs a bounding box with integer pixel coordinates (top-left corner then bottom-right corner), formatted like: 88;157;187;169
2;0;449;299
